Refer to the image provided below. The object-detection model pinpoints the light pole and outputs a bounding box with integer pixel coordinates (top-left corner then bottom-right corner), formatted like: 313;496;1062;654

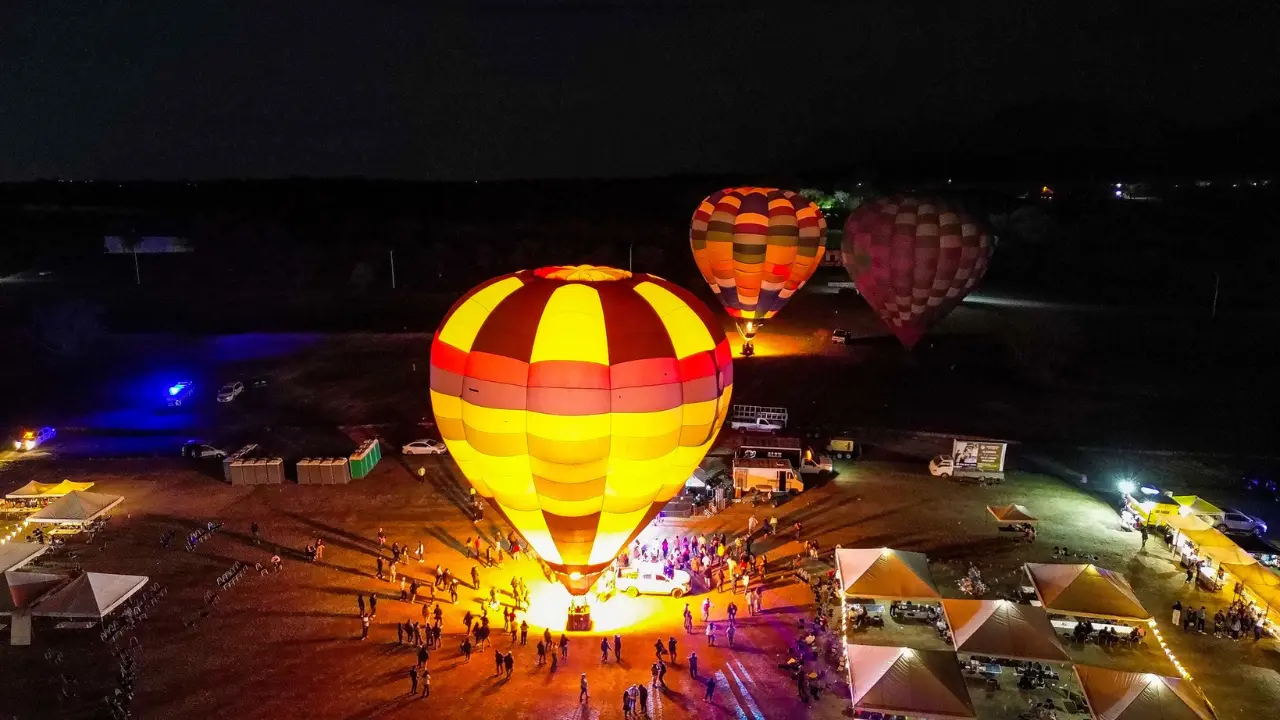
628;241;634;272
1210;272;1220;319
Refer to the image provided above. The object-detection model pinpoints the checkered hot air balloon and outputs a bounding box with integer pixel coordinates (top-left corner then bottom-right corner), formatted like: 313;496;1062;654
429;265;733;596
842;195;992;348
690;187;827;355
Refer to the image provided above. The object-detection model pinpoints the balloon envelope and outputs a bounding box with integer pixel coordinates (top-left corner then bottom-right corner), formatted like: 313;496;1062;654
842;195;992;347
690;187;826;337
430;265;733;595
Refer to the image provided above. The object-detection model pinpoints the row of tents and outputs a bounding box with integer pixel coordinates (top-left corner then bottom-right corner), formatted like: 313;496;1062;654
834;548;1215;720
1161;512;1280;622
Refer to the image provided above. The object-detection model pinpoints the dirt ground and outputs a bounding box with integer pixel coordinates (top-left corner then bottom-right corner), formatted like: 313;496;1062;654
3;434;1276;720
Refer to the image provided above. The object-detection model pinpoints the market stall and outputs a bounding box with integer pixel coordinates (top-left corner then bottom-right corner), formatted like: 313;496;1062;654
23;491;122;528
1073;665;1217;720
844;644;976;720
1024;563;1151;623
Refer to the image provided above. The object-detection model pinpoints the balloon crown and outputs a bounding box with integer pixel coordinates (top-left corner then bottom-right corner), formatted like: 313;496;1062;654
534;265;632;282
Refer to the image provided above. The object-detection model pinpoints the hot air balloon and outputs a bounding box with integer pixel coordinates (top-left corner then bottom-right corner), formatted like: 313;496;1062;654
429;265;733;598
690;187;826;356
841;195;992;347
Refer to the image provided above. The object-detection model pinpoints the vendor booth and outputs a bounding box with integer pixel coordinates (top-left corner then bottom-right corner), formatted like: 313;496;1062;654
835;548;940;601
5;480;95;500
844;644;977;720
987;504;1038;525
942;599;1070;663
1024;564;1151;636
30;572;148;620
24;491;122;527
0;542;49;572
1073;665;1217;720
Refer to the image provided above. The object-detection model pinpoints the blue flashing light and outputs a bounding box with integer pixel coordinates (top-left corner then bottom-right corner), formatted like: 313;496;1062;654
168;382;189;396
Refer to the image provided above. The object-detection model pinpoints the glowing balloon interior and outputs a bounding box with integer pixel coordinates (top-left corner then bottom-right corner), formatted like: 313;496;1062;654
430;265;733;595
842;195;992;348
690;187;826;354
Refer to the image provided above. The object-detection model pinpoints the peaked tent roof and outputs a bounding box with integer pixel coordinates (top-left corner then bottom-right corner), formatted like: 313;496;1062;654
835;548;941;601
0;570;68;614
845;645;976;720
24;491;122;524
1170;496;1224;517
0;542;49;572
941;599;1070;662
1025;563;1151;621
4;480;95;499
1163;514;1214;533
1181;528;1242;551
1221;562;1280;589
987;504;1038;524
1074;665;1216;720
31;572;148;619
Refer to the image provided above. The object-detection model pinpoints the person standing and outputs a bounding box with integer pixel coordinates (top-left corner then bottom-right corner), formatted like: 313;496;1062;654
704;675;716;702
561;633;570;659
378;527;386;547
449;580;459;604
727;623;736;648
550;646;559;671
638;684;649;717
461;638;472;662
544;627;553;650
359;613;370;641
684;604;694;634
657;659;668;688
396;620;405;645
1139;524;1149;550
495;648;505;676
613;634;622;662
358;593;365;617
521;620;529;646
706;622;716;646
601;637;610;662
654;639;666;661
651;661;660;687
418;645;429;668
376;556;385;580
622;689;632;717
471;566;480;588
504;651;514;679
701;598;711;624
369;592;378;618
420;668;430;698
408;666;419;695
399;576;408;601
251;521;260;545
668;637;678;665
689;651;698;678
537;640;546;666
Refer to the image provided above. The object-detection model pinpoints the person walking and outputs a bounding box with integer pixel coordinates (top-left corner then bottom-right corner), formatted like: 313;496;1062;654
418;645;429;668
651;661;661;687
684;604;694;634
1185;566;1195;585
613;634;622;662
503;651;514;679
376;556;385;580
449;579;459;604
537;640;547;666
471;566;480;588
358;593;365;616
601;637;610;662
704;675;716;702
701;598;711;624
495;648;505;676
654;639;666;661
658;659;668;688
706;621;716;647
420;668;430;698
550;646;559;671
1139;524;1149;550
462;638;473;662
399;576;408;601
580;673;589;703
408;665;419;695
359;613;370;640
397;620;405;645
521;620;529;646
689;651;698;678
727;623;736;648
561;633;570;659
369;592;378;617
668;637;678;665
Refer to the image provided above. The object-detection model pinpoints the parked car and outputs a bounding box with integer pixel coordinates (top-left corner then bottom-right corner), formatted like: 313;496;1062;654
730;416;784;433
402;439;448;455
615;566;692;598
249;376;270;389
1217;508;1268;536
831;329;850;344
182;441;227;459
14;426;56;451
217;381;246;403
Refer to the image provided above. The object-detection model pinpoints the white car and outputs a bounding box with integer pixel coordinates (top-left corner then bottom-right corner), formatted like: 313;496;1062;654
730;417;784;433
402;439;448;456
182;441;227;459
14;427;56;451
217;381;245;403
616;566;691;598
1217;509;1268;536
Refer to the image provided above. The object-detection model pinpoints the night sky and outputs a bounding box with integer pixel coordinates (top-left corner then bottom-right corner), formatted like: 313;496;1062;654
2;1;1277;181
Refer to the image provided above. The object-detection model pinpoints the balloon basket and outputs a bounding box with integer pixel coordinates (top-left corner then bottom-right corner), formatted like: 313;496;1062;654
567;598;593;631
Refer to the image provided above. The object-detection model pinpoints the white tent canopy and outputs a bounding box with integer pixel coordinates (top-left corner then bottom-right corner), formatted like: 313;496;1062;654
1074;665;1217;720
942;599;1071;662
5;480;96;500
24;491;122;525
1;570;68;615
835;547;941;600
685;468;709;489
845;644;976;720
0;542;49;572
31;572;148;619
987;504;1038;525
1025;563;1151;622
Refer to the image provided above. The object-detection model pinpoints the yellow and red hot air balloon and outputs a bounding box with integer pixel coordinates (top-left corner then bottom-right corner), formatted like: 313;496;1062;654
429;265;733;597
690;187;827;355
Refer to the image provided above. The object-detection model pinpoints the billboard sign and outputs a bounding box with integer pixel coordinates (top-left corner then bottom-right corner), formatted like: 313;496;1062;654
952;440;1007;472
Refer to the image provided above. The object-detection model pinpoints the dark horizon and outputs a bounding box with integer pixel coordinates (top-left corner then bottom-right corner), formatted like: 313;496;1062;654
3;1;1278;182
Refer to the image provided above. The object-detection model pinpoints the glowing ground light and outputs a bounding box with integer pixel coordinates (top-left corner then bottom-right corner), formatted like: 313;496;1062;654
521;579;661;633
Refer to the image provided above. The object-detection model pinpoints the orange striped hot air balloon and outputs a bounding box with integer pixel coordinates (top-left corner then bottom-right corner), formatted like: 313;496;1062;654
690;187;826;355
429;265;733;596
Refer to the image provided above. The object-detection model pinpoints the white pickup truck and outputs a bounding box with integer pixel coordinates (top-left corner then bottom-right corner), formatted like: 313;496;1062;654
731;416;784;432
615;566;692;598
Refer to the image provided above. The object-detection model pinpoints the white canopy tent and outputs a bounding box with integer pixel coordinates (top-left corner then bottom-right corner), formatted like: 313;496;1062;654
5;480;96;500
835;547;941;601
1074;665;1217;720
941;599;1071;662
845;644;976;720
1;570;68;615
0;542;49;572
31;572;148;619
24;491;122;526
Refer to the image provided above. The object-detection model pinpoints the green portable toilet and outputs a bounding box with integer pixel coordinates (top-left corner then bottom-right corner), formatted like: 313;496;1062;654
349;439;382;480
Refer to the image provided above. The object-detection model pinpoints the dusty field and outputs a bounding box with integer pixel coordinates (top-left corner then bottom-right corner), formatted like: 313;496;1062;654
3;439;1276;719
